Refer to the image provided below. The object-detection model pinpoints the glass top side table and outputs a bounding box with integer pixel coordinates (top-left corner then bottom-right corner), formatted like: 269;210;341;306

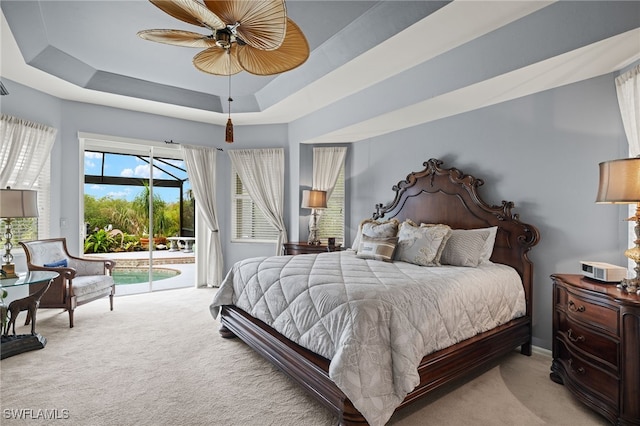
1;271;59;359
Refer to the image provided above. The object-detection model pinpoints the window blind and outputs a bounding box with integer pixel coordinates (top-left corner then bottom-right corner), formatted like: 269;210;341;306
231;170;279;242
317;164;345;244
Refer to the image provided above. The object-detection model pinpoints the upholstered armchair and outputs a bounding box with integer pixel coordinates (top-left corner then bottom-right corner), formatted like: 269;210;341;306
19;238;115;328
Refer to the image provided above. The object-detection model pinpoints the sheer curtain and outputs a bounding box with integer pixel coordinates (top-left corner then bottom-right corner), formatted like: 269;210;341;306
0;114;57;238
0;114;56;189
228;148;287;254
312;146;347;227
615;64;640;273
180;144;223;287
616;64;640;157
312;147;347;197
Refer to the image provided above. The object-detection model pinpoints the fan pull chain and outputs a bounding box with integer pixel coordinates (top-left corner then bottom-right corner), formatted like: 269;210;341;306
225;51;234;143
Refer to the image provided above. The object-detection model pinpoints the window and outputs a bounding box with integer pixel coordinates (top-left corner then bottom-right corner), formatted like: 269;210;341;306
317;163;345;244
231;169;279;242
83;149;193;240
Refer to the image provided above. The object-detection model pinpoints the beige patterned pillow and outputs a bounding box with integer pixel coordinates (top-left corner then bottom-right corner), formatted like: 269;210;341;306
440;228;492;267
356;235;399;262
395;221;451;266
351;218;400;252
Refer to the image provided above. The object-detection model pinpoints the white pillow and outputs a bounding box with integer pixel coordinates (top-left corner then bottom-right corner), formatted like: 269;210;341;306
351;218;400;252
440;228;492;267
395;221;451;266
478;226;498;263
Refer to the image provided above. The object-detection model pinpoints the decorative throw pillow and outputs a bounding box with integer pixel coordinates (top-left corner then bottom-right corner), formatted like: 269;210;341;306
395;221;451;266
351;218;400;252
44;258;68;268
356;235;399;262
440;228;492;267
477;226;498;263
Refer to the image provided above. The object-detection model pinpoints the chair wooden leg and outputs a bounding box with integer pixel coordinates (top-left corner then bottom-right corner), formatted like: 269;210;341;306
68;309;74;328
109;293;114;311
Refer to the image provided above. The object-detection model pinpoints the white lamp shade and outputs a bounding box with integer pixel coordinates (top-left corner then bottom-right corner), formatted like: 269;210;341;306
596;158;640;204
301;189;327;209
0;188;39;218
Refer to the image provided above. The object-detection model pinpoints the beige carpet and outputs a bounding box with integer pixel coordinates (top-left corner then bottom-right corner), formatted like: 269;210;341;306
1;287;609;426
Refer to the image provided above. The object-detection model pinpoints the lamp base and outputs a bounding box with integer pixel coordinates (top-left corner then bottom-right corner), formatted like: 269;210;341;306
0;263;17;280
617;212;640;295
307;209;321;245
307;230;321;245
618;277;640;295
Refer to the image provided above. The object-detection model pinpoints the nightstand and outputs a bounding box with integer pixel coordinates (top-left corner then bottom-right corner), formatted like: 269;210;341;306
550;274;640;425
282;242;344;256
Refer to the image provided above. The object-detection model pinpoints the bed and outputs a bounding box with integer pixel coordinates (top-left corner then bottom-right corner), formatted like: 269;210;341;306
210;158;540;425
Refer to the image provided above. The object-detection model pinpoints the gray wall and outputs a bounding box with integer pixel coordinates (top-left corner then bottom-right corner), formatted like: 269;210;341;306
0;70;630;350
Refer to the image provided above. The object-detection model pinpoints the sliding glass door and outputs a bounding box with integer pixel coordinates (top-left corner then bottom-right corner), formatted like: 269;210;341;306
81;135;195;295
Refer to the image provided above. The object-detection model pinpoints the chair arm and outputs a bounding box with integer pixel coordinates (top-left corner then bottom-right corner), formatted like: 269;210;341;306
67;256;115;276
27;264;77;280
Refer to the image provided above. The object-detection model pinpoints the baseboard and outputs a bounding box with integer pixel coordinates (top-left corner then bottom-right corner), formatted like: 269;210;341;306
532;345;551;357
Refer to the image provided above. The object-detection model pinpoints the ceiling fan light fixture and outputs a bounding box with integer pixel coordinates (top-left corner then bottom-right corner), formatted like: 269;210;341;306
215;30;232;49
139;0;308;76
139;0;310;143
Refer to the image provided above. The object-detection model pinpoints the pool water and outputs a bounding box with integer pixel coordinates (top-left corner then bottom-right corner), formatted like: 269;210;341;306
112;268;180;285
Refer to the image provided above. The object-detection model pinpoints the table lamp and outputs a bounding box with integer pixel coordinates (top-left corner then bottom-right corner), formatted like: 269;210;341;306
301;189;327;245
0;187;39;279
596;157;640;294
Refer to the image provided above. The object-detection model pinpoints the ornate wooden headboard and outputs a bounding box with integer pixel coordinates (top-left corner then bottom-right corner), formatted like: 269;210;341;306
373;158;540;315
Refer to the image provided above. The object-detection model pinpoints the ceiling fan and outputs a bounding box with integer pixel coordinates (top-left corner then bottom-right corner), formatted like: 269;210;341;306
137;0;310;76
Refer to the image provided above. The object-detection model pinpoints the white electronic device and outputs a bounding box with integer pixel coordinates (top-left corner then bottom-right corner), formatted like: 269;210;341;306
580;261;628;283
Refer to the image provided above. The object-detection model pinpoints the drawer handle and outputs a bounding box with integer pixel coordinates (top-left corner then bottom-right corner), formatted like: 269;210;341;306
568;358;585;375
567;329;585;343
568;300;585;313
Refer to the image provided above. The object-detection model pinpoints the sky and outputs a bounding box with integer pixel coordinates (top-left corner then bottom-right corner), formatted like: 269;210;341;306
84;152;189;203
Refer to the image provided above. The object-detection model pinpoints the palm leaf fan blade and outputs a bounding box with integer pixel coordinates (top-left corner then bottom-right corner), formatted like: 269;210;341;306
149;0;226;30
137;29;218;48
237;19;309;75
204;0;286;50
193;47;243;75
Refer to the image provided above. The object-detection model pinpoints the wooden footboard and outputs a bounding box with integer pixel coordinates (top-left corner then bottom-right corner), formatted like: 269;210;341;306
220;304;531;425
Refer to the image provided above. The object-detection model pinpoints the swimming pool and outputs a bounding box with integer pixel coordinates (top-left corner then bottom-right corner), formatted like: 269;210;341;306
112;268;180;285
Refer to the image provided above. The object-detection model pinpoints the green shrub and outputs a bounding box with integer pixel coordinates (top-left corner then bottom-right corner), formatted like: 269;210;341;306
84;229;116;253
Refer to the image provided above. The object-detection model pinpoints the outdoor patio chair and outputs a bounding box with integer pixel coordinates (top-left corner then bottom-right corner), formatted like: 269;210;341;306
20;238;116;328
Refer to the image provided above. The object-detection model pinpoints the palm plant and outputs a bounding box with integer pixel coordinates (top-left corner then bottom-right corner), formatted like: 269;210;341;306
132;182;167;238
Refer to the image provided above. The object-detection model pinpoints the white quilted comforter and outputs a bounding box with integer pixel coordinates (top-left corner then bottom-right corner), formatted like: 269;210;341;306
210;251;525;425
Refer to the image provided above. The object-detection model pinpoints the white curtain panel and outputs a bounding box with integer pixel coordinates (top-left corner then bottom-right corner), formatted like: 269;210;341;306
615;64;640;157
0;114;56;189
312;147;347;228
180;144;223;287
615;64;640;274
228;148;288;254
312;146;347;197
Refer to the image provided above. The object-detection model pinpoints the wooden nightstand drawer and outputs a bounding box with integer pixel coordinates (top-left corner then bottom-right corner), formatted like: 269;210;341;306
556;311;619;370
556;285;618;334
555;340;619;407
